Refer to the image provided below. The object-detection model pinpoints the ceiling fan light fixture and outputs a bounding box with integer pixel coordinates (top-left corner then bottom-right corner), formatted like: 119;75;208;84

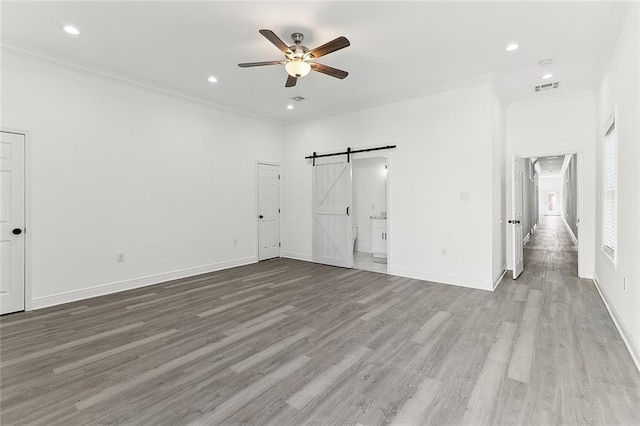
285;59;311;78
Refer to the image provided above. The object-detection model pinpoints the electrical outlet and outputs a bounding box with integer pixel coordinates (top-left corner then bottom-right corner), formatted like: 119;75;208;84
233;238;238;245
442;249;447;256
116;252;125;263
624;277;628;291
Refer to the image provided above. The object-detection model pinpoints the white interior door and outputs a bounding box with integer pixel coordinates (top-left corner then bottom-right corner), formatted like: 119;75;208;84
511;156;524;279
1;131;26;314
258;163;280;261
313;157;353;268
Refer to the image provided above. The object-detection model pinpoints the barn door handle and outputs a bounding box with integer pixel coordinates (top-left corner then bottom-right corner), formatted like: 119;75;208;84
12;228;22;235
346;207;350;216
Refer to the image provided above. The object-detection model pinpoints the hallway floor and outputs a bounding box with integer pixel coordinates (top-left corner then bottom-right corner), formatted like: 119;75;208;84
1;217;639;424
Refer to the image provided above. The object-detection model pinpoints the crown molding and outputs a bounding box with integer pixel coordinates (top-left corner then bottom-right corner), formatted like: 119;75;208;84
593;1;632;87
1;43;281;126
507;89;594;110
282;72;497;127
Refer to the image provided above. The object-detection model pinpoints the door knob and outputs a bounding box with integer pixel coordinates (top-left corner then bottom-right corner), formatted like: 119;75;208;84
259;215;264;219
12;228;22;235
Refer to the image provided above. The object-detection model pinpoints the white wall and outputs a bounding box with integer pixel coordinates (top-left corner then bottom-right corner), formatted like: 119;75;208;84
491;85;507;287
506;92;596;278
1;50;282;308
352;157;387;253
538;176;563;216
282;80;499;290
594;3;640;369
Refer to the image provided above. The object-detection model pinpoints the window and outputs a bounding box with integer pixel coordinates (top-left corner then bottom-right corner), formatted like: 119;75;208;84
602;116;616;261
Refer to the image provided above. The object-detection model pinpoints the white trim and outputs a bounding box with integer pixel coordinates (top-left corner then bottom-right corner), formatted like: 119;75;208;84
281;251;313;262
599;247;617;270
32;256;257;309
387;267;493;291
601;110;617;269
559;153;572;177
593;273;640;374
523;232;531;245
562;216;578;245
492;266;508;290
2;44;279;126
593;1;631;90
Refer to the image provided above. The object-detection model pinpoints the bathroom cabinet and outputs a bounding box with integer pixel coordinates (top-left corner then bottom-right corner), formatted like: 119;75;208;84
371;218;387;259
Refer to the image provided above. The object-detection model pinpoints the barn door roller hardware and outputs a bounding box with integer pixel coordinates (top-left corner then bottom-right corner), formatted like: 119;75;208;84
305;145;397;166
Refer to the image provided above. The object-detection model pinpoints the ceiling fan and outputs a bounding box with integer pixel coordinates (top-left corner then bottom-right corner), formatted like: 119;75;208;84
238;29;350;87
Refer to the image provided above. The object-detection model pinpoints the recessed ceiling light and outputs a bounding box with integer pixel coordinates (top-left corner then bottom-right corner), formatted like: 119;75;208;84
286;105;294;110
505;43;519;52
207;76;218;83
542;73;554;80
63;25;80;35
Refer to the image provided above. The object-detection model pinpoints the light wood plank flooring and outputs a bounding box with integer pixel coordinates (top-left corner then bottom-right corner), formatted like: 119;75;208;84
1;216;639;425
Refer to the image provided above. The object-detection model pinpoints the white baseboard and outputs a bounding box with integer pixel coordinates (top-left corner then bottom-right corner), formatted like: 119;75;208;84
562;216;578;244
32;256;257;309
492;265;508;290
593;273;640;374
281;251;313;262
387;267;493;291
523;232;531;245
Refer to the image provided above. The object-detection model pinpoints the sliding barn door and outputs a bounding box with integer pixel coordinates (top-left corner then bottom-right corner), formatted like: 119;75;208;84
313;158;353;268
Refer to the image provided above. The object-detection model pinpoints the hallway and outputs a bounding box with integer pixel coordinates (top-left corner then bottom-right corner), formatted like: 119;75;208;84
510;214;640;424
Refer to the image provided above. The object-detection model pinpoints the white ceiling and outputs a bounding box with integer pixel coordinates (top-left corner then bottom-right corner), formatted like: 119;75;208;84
536;155;566;177
1;1;625;124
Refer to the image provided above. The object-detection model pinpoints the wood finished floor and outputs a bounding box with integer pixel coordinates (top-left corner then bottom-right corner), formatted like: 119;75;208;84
1;216;639;425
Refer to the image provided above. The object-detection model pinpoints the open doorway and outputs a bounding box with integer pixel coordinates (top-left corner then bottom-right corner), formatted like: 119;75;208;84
513;154;579;277
351;157;388;273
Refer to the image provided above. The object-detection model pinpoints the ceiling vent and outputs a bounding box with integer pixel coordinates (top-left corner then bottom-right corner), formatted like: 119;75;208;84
535;82;560;92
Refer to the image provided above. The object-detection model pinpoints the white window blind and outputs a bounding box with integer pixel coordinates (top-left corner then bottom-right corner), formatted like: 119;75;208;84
602;119;616;258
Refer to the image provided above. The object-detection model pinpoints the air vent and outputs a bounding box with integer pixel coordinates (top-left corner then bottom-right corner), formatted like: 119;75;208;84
535;82;560;92
291;96;306;102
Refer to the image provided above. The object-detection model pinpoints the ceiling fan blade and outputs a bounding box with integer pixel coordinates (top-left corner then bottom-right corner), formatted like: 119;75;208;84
259;29;292;55
238;60;284;68
285;75;297;87
308;36;350;59
310;63;349;79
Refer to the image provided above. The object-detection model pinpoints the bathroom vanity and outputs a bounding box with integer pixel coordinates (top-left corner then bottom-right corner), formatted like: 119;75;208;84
371;217;387;261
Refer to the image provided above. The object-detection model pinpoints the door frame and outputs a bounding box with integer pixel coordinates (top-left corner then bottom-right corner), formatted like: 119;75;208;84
2;128;32;312
255;161;281;261
349;149;392;271
509;150;582;277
